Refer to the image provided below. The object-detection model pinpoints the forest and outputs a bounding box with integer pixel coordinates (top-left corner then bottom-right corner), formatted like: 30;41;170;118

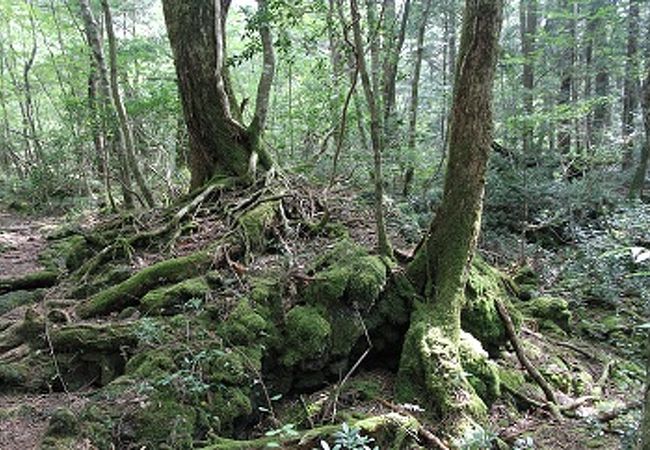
0;0;649;449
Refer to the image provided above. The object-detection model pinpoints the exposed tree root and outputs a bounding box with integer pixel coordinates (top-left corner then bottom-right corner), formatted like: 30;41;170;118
495;298;557;405
0;271;59;294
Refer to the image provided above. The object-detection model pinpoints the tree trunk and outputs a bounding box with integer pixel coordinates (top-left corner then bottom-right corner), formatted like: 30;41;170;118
78;0;134;209
351;0;392;258
100;0;154;208
161;0;272;190
404;0;433;196
520;0;536;156
557;0;573;164
622;0;639;171
629;66;649;198
397;0;503;434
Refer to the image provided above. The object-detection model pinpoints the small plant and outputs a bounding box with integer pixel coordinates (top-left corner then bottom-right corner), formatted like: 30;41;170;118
455;425;497;450
316;422;379;450
513;436;535;450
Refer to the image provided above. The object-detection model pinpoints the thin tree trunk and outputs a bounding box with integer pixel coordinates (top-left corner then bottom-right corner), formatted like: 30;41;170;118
100;0;154;208
351;0;392;258
78;0;134;208
520;0;537;156
558;0;573;165
622;0;639;170
629;66;649;198
404;0;433;196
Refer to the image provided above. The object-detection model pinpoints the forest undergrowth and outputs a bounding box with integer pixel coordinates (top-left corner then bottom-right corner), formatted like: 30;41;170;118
0;175;647;450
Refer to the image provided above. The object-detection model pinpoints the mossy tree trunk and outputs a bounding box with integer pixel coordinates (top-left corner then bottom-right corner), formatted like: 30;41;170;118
397;0;503;434
162;0;273;190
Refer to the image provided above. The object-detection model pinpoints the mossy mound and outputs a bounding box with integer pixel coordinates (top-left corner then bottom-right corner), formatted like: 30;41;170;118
0;289;44;315
281;305;331;367
459;331;501;407
522;296;571;333
463;256;520;355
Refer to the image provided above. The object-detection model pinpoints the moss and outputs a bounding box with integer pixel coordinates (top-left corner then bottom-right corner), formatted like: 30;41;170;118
209;386;253;435
140;277;210;315
347;256;387;309
71;265;132;299
0;270;58;293
50;323;138;352
63;235;92;271
522;296;571;332
513;265;539;299
541;358;572;393
133;397;197;449
125;350;177;379
0;363;27;389
0;289;44;315
462;257;519;355
76;251;212;318
46;408;79;436
238;201;277;251
396;304;487;420
459;331;501;406
282;305;331;367
497;366;526;392
219;299;270;346
304;240;387;310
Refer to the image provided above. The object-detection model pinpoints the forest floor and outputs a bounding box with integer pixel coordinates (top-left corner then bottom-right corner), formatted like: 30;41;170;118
0;193;647;449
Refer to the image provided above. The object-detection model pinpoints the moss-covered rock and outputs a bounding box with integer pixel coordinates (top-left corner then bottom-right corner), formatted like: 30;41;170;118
513;265;539;300
46;407;79;436
463;257;519;355
132;396;197;449
140;277;210;315
219;299;271;346
282;305;331;367
522;296;571;333
459;331;501;406
0;270;58;294
63;235;93;272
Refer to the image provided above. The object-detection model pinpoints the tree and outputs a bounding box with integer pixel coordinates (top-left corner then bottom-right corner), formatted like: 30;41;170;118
350;0;392;258
629;64;649;198
622;0;640;171
161;0;274;190
397;0;503;434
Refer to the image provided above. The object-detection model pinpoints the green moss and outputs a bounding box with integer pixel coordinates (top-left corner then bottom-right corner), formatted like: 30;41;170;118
462;257;519;355
0;270;58;293
50;323;138;352
513;265;539;299
133;397;197;449
71;265;132;299
140;277;209;315
46;408;79;436
125;350;176;379
63;235;92;271
238;201;277;251
76;251;212;318
396;304;487;420
282;305;331;366
219;299;270;346
522;296;571;332
459;332;501;406
347;256;387;309
0;289;44;315
304;240;387;310
497;366;526;392
209;387;252;435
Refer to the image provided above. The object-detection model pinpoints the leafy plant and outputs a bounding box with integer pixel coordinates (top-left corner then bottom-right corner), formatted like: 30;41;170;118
316;422;378;450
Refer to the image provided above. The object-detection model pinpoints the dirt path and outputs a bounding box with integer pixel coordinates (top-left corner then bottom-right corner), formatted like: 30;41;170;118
0;211;59;278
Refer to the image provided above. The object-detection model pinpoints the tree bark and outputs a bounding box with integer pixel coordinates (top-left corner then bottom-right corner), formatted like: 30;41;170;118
622;0;639;171
398;0;503;432
100;0;154;208
629;66;649;198
404;0;433;196
78;0;134;208
520;0;536;156
161;0;272;190
351;0;392;258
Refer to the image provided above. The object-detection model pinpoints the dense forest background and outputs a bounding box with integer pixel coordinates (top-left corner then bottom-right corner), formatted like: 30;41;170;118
0;0;649;449
0;0;648;218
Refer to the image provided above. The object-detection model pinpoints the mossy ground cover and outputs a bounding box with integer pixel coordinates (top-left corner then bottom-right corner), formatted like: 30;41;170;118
0;182;646;449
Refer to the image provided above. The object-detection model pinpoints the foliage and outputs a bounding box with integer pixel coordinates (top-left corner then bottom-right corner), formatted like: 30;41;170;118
316;422;378;450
